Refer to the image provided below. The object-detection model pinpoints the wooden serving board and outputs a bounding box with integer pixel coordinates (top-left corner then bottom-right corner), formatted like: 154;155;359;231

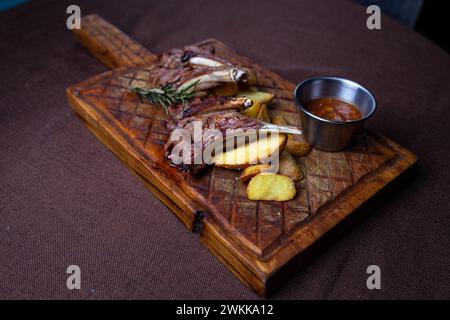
67;14;418;296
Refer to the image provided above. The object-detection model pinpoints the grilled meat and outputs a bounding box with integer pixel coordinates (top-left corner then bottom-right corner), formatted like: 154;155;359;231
176;66;248;92
168;96;253;120
165;111;263;172
160;46;229;69
154;65;247;92
131;45;284;173
158;45;254;92
164;111;302;172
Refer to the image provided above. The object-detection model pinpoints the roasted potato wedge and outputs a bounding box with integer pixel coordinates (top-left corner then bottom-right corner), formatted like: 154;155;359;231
237;89;274;118
278;151;303;181
271;115;286;125
246;173;296;201
256;104;271;122
239;164;274;183
271;114;311;156
214;133;287;169
286;140;311;157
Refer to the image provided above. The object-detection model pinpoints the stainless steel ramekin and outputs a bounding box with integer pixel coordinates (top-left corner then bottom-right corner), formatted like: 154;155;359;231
294;77;377;151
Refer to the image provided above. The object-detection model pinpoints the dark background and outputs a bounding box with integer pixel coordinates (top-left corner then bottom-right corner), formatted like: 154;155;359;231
415;0;449;53
2;0;448;51
0;0;449;299
353;0;449;53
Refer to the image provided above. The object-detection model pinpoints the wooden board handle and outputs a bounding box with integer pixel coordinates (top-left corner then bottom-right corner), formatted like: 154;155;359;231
73;14;158;69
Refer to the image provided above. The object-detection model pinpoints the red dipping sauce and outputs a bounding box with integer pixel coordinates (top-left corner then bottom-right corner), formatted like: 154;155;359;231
305;97;363;122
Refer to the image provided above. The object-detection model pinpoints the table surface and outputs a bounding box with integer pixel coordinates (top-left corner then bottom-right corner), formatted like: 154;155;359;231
0;0;449;299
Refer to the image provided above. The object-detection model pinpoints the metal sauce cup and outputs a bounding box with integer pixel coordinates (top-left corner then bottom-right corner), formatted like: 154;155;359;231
294;77;377;151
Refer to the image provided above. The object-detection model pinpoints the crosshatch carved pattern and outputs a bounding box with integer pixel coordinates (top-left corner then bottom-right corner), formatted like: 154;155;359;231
73;40;391;259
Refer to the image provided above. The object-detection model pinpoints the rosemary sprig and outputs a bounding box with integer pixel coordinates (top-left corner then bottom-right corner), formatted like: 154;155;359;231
132;80;199;113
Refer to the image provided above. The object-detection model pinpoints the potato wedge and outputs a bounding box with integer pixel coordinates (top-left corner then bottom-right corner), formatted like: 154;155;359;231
271;115;288;126
214;133;287;169
271;114;311;156
256;104;271;122
286;140;311;157
247;173;296;201
237;89;274;118
239;164;274;183
278;151;303;181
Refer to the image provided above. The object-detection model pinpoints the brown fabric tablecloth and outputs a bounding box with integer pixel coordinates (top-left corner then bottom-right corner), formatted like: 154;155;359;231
0;0;449;299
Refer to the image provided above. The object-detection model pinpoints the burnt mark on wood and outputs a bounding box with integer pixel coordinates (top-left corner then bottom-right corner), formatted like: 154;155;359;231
193;210;207;234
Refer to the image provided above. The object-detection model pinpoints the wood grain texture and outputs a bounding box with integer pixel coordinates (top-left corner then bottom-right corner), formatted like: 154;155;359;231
67;17;418;296
74;14;157;68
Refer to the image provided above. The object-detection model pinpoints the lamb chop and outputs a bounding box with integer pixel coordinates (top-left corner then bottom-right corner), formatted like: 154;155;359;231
160;46;229;69
164;111;261;172
133;45;260;115
133;64;250;113
168;96;253;120
164;111;302;173
159;45;257;87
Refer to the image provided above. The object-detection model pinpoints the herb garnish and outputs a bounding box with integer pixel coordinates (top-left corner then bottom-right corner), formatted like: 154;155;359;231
132;80;198;114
